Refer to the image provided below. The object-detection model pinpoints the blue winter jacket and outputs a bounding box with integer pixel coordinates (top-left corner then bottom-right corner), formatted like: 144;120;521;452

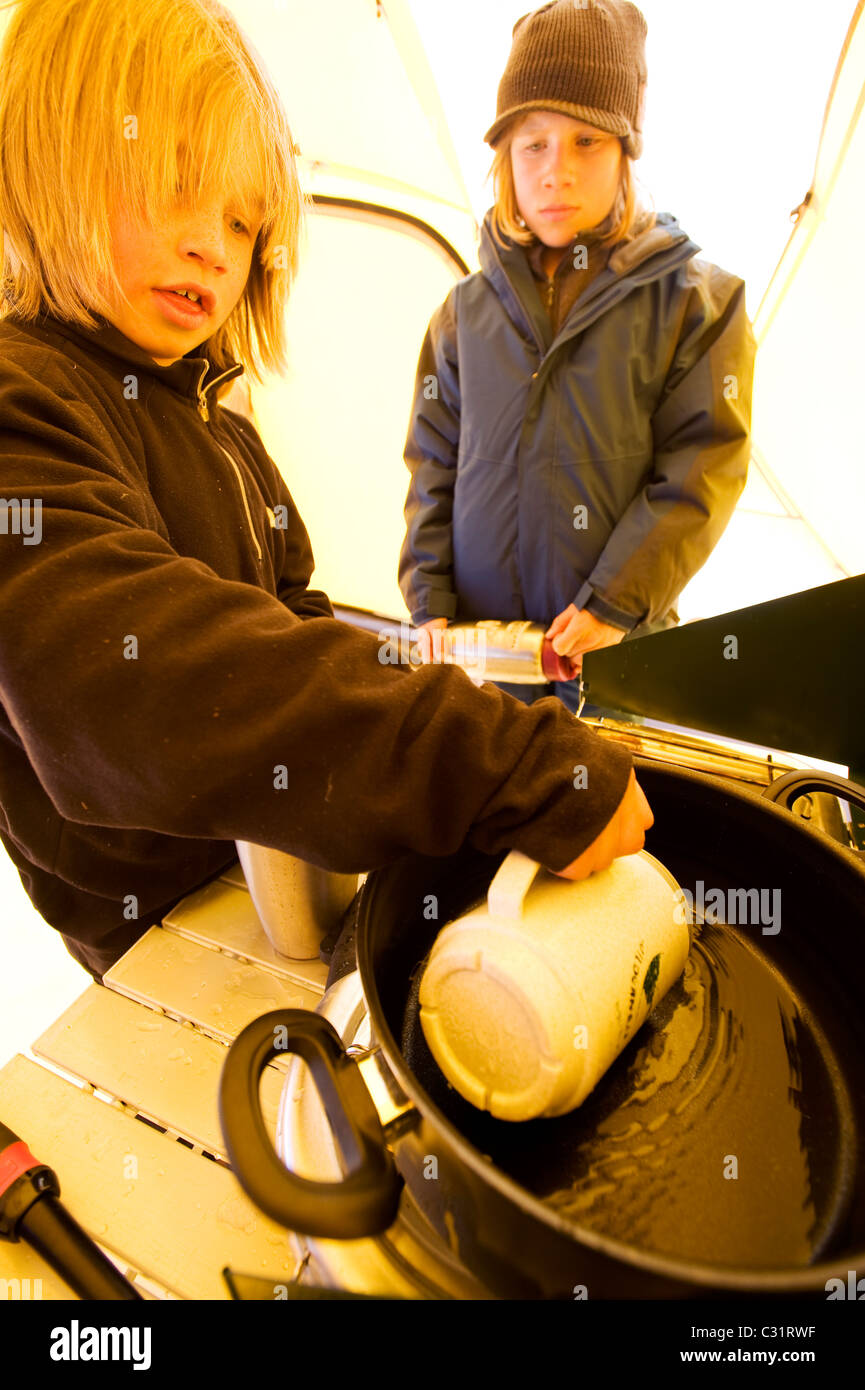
399;208;756;637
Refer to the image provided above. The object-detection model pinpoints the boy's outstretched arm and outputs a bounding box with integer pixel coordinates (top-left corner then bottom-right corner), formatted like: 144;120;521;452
0;358;636;880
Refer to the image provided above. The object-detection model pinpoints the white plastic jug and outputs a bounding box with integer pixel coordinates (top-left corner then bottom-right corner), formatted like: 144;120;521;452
419;849;690;1121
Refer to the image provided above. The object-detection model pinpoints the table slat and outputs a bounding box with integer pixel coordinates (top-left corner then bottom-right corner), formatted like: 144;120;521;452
104;928;322;1043
32;985;285;1160
161;878;328;994
0;1056;298;1300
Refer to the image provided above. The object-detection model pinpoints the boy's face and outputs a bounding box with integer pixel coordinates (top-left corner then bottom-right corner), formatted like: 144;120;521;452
510;111;622;249
104;189;263;365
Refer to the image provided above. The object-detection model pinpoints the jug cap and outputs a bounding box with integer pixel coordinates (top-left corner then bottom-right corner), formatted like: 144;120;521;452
419;920;588;1120
419;849;688;1121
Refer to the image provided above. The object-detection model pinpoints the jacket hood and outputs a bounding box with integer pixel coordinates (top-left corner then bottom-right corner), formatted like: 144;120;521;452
479;202;698;277
478;204;701;347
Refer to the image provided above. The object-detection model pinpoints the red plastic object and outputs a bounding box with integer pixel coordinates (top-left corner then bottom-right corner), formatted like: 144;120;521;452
0;1140;40;1198
541;638;578;681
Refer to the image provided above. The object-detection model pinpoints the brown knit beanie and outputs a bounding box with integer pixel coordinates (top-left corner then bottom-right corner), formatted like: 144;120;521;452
485;0;648;159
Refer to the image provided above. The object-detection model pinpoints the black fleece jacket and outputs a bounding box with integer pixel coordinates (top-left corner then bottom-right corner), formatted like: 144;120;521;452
0;311;633;977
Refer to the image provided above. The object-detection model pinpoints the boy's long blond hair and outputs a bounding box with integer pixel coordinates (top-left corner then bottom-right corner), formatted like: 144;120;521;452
489;117;655;252
0;0;304;384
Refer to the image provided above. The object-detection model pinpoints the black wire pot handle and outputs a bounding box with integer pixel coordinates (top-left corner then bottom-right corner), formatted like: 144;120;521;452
762;769;865;818
219;1009;403;1240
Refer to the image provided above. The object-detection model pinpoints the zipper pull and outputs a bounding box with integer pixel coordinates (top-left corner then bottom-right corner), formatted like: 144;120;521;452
196;362;212;423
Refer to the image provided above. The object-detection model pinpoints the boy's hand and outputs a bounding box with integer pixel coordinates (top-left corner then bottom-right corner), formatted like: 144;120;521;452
415;617;448;663
554;770;653;881
545;604;626;672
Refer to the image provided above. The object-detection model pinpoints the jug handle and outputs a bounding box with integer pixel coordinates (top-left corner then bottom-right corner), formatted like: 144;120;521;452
486;850;543;921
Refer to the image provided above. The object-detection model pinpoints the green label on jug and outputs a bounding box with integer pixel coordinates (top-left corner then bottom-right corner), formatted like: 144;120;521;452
642;953;661;1006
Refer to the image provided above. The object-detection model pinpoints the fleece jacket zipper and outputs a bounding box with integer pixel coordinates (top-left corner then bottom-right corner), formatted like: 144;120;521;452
194;363;263;565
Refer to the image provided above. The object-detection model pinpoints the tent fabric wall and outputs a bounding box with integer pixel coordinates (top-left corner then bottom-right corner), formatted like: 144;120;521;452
664;2;865;621
237;0;472;214
747;0;865;580
244;200;465;617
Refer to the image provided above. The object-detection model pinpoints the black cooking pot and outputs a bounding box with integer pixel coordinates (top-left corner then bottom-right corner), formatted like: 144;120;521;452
219;762;865;1298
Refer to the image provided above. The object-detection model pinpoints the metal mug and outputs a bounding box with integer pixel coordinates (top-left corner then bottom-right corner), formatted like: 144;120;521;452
235;841;358;960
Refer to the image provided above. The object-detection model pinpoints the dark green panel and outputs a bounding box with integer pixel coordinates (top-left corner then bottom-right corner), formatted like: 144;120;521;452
582;575;865;767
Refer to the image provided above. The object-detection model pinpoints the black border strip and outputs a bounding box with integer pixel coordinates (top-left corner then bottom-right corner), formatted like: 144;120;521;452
309;193;472;277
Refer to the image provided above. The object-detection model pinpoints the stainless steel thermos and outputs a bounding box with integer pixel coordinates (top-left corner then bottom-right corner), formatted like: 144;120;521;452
427;620;577;684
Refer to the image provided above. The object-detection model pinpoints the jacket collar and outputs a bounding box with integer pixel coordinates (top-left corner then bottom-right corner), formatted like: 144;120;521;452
9;310;245;408
479;205;700;353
